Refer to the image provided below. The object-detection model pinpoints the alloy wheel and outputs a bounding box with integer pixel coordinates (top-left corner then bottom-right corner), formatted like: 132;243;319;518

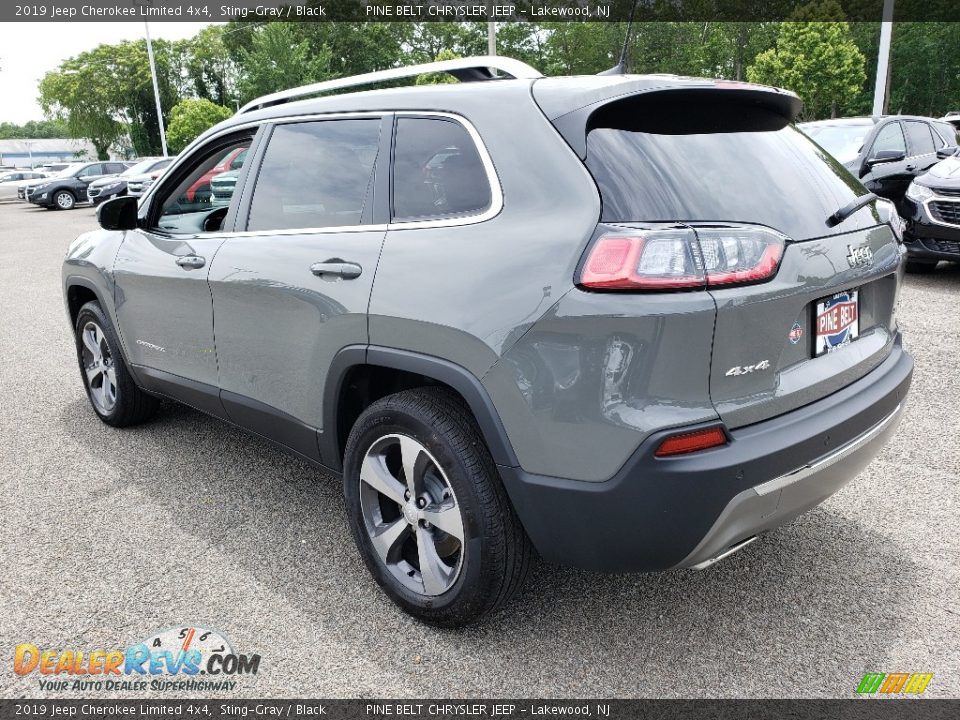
56;192;74;209
80;321;117;413
359;434;465;596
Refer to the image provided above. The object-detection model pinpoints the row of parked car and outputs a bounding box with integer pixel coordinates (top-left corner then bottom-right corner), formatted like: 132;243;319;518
1;157;175;210
3;152;250;212
799;114;960;272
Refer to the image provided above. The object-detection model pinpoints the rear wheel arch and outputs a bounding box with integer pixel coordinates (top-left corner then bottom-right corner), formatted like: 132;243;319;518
322;346;519;473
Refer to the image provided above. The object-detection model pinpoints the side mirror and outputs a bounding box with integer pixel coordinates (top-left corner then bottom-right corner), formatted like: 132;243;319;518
867;149;906;167
936;145;958;159
97;195;138;231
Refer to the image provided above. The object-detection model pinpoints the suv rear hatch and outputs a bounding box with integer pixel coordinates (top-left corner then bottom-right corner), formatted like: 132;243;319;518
535;79;903;428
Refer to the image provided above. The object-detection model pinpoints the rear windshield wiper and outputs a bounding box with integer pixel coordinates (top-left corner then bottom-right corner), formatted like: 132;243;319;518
826;192;877;227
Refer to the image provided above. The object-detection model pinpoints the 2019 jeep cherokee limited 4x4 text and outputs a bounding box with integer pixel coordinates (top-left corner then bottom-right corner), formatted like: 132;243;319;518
63;57;912;627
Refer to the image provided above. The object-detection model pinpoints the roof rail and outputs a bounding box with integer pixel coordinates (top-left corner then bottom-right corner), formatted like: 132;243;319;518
238;56;543;114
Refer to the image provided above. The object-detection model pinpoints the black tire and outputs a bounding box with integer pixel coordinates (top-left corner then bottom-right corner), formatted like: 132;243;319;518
343;387;532;627
905;259;937;273
53;190;76;210
74;301;158;427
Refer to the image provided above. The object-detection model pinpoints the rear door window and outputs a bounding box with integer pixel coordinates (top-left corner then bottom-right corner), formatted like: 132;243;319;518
904;121;936;157
246;119;380;232
391;117;491;222
77;164;103;178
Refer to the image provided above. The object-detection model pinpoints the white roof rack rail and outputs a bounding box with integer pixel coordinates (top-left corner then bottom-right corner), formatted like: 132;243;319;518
238;56;543;114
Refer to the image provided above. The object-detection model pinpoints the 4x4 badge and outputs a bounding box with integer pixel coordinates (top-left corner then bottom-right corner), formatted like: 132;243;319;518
846;244;873;268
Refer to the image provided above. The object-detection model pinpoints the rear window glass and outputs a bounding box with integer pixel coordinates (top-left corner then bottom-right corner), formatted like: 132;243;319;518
586;121;874;241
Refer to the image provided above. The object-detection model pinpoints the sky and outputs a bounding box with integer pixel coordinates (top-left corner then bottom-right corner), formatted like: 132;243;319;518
0;22;218;125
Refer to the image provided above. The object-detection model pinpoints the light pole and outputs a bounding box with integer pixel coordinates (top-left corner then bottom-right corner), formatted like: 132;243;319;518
133;0;168;156
144;19;169;156
872;0;895;116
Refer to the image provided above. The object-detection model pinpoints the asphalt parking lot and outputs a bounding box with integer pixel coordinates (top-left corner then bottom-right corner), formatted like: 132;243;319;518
1;201;958;699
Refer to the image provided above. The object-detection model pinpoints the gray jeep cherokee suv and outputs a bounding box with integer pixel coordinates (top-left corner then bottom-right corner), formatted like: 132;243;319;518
63;57;912;626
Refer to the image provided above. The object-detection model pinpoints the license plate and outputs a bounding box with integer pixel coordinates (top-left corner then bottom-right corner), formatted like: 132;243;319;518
815;290;859;356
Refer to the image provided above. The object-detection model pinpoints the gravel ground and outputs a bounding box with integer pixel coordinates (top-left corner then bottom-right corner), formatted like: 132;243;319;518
1;203;958;699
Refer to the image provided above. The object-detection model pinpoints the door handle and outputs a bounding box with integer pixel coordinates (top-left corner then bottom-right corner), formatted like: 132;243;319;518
906;164;917;171
310;260;362;279
176;255;206;270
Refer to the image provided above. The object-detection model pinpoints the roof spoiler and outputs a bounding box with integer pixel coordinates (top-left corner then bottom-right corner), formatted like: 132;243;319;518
239;56;543;114
541;82;803;158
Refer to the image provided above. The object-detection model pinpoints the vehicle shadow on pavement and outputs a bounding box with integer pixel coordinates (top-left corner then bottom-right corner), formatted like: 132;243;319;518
53;396;937;698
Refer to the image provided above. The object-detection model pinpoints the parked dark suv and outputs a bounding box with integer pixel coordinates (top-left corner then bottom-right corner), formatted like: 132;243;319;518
63;58;912;626
29;161;131;210
800;116;956;215
901;148;960;271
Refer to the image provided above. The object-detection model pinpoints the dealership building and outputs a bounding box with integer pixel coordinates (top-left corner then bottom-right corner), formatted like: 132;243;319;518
0;138;96;168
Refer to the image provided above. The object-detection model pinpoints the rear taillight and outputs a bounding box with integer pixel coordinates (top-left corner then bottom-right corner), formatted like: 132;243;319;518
655;426;728;457
578;225;785;291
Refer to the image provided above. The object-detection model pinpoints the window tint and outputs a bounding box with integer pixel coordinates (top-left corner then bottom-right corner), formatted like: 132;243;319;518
155;138;252;232
934;121;958;146
105;163;127;173
904;121;935;156
586;124;871;241
247;120;380;232
392;117;491;221
872;122;906;155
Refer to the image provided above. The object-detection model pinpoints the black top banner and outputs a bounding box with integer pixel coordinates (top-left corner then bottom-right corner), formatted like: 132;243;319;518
5;0;959;23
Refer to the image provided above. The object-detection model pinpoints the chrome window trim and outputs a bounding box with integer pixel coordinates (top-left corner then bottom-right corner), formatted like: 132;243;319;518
387;111;503;231
141;110;502;240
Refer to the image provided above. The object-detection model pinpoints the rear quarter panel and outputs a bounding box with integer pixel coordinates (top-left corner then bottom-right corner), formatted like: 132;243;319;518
368;84;601;378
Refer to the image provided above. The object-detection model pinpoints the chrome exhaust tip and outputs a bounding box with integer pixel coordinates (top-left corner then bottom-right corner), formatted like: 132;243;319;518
690;535;758;570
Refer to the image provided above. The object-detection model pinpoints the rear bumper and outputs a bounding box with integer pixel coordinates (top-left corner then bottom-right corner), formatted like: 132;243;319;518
498;339;912;573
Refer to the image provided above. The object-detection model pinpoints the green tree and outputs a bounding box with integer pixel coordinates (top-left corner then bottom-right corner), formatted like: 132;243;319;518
39;54;127;159
39;40;185;158
238;23;332;103
541;23;622;75
166;99;234;153
887;22;960;116
185;25;241;109
0;120;69;139
747;2;866;120
416;49;461;85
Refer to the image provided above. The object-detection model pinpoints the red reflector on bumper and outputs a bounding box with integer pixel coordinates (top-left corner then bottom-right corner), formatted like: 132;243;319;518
655;427;728;457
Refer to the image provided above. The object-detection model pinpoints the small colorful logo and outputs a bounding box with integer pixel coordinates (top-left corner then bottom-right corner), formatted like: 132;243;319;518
13;626;260;692
856;672;933;695
788;322;804;344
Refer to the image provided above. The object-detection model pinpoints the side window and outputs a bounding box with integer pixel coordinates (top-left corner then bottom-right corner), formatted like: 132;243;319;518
77;164;103;178
153;137;252;233
247;119;380;232
871;122;906;156
391;117;492;222
904;121;936;156
106;162;127;173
